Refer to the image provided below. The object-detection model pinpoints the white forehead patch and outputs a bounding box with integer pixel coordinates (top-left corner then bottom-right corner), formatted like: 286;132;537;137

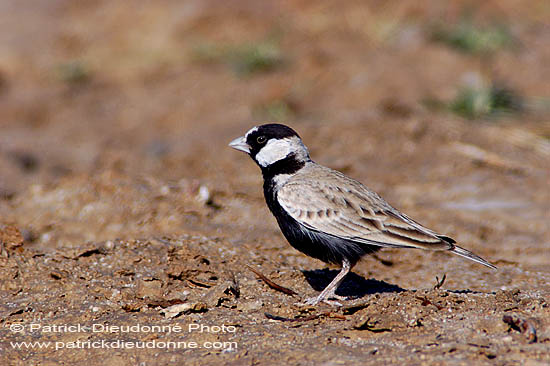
245;126;259;138
255;136;309;167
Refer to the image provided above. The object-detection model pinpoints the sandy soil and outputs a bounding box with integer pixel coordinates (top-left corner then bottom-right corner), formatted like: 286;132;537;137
1;1;549;365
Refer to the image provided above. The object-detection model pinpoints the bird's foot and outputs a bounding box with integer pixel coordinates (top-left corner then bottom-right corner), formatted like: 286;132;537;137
296;260;353;307
297;294;349;307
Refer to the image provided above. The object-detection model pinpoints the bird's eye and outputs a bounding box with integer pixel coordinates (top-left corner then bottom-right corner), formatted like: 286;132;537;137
256;136;267;144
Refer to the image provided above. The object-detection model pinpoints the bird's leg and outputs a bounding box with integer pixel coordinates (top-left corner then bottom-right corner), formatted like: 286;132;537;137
304;259;351;306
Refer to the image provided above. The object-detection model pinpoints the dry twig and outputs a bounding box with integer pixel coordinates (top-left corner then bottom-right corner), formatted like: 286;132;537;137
434;274;446;290
264;312;345;322
246;265;297;296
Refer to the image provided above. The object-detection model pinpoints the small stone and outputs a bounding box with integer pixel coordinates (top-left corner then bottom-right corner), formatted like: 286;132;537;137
196;185;210;204
237;300;263;311
161;303;193;318
0;223;24;249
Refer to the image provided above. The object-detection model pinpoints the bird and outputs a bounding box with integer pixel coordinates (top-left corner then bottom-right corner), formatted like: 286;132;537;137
229;123;496;305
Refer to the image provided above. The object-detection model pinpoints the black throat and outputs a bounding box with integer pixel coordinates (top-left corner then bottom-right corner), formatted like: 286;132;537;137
260;153;306;182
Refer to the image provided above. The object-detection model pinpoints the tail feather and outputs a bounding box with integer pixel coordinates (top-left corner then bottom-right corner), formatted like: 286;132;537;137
450;245;497;270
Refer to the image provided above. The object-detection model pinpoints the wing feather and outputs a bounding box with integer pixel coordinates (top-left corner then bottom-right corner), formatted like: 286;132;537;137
277;167;452;251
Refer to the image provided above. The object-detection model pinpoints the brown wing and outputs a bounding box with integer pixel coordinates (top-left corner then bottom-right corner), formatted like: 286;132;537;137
277;167;452;250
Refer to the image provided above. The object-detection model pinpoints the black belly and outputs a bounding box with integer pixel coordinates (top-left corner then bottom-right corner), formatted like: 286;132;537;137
274;209;378;265
264;182;378;265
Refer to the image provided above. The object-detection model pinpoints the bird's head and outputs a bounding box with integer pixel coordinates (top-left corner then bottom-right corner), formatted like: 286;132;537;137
229;123;311;168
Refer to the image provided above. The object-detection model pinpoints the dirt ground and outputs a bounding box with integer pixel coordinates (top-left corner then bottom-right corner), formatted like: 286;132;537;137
1;1;549;365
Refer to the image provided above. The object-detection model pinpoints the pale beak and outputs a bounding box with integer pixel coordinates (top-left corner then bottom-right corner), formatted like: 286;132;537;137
228;136;251;153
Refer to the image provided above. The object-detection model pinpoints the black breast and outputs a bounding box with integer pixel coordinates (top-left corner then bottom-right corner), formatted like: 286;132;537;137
262;171;378;265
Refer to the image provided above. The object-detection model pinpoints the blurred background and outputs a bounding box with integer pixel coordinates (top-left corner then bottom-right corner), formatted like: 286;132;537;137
0;0;549;266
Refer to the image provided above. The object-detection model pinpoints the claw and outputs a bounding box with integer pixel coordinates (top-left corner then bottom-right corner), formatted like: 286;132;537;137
305;297;320;306
329;294;349;302
321;299;343;306
296;295;347;307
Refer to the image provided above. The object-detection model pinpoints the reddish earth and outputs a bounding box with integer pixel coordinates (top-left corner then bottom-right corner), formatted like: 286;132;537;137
1;1;549;365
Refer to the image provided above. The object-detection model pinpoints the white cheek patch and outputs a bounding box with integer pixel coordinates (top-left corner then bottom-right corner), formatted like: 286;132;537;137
255;138;293;167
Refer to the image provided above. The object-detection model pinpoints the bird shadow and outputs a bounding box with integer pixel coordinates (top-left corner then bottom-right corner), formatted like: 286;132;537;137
302;269;405;298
